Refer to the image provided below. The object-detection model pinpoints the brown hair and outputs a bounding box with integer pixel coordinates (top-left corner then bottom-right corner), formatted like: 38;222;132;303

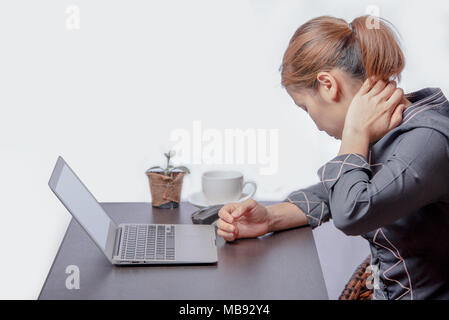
280;15;405;89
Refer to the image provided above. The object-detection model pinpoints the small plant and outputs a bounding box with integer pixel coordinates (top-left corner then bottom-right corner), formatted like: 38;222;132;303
146;150;190;176
145;150;190;209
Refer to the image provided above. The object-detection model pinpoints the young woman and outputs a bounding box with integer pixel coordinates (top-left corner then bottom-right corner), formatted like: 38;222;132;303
216;15;449;300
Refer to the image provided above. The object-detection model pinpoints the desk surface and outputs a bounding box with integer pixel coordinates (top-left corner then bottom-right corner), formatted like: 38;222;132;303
39;202;328;299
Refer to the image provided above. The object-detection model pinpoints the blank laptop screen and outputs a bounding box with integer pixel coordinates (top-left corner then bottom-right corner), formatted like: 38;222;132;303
53;163;112;250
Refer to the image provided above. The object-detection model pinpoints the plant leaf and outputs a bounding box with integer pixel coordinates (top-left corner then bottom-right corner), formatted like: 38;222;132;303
173;166;190;174
147;166;163;172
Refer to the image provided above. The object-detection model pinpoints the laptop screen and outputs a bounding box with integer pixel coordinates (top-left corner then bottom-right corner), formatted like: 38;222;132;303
52;161;113;251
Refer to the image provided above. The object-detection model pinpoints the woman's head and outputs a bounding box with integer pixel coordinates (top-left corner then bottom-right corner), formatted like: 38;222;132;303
281;15;405;139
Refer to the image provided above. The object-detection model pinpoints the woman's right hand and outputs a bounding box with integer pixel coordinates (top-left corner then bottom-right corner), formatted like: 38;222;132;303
216;198;272;242
343;77;406;144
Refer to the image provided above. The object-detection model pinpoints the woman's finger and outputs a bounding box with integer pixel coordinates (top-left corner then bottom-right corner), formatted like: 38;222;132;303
217;218;235;233
368;79;388;97
358;76;376;95
217;228;235;242
385;88;404;111
377;81;397;102
388;104;405;131
231;198;258;219
218;204;235;224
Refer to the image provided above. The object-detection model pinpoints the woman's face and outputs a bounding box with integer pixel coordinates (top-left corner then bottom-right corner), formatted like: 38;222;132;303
286;69;362;140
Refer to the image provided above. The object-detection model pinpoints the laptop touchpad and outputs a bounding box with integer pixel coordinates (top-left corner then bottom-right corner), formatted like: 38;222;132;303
181;235;212;248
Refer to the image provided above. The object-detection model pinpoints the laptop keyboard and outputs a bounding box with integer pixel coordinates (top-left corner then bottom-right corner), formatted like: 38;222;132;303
120;224;175;261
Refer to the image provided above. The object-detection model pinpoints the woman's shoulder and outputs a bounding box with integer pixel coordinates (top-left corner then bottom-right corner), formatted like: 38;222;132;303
402;87;449;125
392;126;449;167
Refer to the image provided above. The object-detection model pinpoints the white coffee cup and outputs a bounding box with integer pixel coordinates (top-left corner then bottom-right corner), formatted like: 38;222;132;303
201;170;257;205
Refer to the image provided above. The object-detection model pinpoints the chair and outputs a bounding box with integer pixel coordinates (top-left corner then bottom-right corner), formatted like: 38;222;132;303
338;255;373;300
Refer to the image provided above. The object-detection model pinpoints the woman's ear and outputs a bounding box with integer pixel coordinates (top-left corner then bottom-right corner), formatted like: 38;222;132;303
316;71;339;103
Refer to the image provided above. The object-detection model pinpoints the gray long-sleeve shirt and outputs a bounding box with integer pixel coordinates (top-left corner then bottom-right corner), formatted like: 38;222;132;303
284;87;449;300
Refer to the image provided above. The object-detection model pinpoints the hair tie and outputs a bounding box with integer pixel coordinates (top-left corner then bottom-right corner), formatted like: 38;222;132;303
348;22;354;32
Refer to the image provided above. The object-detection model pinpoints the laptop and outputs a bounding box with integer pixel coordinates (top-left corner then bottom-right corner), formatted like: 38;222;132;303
48;156;218;265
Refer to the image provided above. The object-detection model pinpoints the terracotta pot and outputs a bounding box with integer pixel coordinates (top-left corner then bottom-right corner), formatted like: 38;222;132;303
146;171;186;209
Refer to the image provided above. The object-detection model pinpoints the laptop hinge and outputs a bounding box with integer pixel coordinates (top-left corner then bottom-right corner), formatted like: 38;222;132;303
113;226;122;258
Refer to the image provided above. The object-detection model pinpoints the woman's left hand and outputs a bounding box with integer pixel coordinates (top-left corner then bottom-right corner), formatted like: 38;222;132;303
344;77;406;144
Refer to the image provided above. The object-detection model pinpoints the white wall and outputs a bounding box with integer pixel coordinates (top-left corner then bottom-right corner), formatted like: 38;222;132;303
0;0;448;299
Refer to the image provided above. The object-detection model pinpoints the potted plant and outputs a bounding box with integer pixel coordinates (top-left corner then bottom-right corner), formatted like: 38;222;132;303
145;150;190;209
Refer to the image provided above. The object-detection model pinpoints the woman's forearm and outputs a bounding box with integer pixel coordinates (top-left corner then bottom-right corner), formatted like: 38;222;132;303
338;127;370;158
265;129;370;234
265;202;309;232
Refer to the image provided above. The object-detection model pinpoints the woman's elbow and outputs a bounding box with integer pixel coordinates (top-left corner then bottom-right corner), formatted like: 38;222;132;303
332;209;369;236
330;195;375;235
333;218;362;236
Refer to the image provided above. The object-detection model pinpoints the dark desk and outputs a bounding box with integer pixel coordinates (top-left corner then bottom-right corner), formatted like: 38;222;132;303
39;202;328;299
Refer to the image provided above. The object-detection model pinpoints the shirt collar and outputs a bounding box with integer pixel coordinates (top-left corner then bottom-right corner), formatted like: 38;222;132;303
403;87;445;113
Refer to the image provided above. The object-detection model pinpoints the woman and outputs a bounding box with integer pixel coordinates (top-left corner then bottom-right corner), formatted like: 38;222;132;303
216;15;449;300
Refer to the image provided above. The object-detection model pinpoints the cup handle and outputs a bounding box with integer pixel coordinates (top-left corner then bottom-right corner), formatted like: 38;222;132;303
239;181;257;202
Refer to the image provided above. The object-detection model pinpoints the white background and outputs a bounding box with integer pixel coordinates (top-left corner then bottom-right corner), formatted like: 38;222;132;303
1;0;448;299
